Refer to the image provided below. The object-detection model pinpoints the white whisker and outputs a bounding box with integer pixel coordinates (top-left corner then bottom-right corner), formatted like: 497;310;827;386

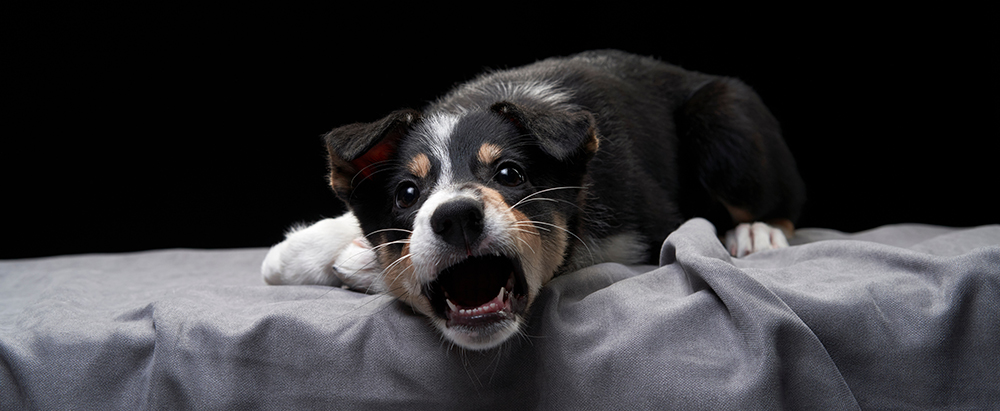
365;228;415;238
336;239;409;279
509;228;541;237
515;236;536;255
370;252;415;294
513;221;551;232
518;219;595;265
507;186;585;211
368;239;411;252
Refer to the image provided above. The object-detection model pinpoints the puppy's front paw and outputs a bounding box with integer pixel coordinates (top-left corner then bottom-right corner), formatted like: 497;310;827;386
724;222;790;257
331;238;383;292
262;213;369;286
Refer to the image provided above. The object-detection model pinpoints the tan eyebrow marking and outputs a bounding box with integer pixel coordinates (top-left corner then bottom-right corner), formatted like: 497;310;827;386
478;143;503;165
408;153;431;178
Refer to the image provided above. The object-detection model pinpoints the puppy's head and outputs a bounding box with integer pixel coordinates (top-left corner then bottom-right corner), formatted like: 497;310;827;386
324;102;599;350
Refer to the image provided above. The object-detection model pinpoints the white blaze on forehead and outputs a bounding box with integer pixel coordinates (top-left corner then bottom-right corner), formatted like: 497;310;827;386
451;80;574;111
406;113;463;282
413;113;459;187
493;80;573;107
434;79;577;118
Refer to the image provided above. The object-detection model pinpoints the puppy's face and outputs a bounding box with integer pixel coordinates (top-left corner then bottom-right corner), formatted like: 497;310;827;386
326;102;598;350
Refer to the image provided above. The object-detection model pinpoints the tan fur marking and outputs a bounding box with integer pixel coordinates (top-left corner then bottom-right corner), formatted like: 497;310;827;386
378;237;434;314
480;186;567;302
478;143;503;165
327;145;357;196
584;130;600;154
408;153;432;178
328;163;355;200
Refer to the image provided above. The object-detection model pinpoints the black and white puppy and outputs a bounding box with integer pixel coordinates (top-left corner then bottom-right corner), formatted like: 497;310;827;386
262;50;805;350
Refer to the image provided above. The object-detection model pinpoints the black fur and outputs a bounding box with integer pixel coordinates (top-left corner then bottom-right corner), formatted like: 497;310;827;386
326;49;805;267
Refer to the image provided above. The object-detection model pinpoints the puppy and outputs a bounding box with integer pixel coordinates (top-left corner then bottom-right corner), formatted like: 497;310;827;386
262;50;805;350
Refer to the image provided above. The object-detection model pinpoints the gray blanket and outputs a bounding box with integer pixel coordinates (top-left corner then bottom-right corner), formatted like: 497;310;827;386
2;219;998;410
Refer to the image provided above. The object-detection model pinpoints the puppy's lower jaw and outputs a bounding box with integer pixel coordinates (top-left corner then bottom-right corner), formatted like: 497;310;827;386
426;255;529;350
439;319;523;351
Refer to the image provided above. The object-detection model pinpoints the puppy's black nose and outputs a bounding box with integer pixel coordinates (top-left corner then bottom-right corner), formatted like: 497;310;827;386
431;198;484;252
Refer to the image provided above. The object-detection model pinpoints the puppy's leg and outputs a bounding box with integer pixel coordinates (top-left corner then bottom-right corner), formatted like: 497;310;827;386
676;78;806;256
261;213;381;290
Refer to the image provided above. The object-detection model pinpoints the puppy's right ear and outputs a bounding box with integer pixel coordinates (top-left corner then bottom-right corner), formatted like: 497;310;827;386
324;109;421;201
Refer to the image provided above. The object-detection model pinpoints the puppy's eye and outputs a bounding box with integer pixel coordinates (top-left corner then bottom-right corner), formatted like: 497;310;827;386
395;182;420;208
495;163;525;187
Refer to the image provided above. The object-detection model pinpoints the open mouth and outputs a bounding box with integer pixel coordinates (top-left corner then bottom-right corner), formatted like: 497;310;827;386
426;255;528;329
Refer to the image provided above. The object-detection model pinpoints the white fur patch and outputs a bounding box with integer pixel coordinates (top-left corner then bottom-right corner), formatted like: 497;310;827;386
489;80;573;108
331;238;381;292
261;213;380;289
724;222;790;257
440;79;576;115
412;113;458;187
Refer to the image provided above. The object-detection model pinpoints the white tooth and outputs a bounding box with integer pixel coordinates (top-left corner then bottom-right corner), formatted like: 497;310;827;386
446;299;458;312
496;287;505;302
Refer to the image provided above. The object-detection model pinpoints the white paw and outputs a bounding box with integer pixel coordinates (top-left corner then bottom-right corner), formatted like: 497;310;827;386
724;222;790;257
331;238;383;292
262;213;381;289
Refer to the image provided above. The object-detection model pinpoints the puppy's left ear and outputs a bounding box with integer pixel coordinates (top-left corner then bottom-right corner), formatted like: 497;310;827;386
323;109;421;201
491;101;599;162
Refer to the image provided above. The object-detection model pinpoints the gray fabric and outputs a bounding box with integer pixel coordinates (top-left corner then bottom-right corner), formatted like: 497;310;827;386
2;219;998;410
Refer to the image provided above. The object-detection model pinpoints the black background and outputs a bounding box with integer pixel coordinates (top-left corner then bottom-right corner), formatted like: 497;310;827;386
5;6;996;259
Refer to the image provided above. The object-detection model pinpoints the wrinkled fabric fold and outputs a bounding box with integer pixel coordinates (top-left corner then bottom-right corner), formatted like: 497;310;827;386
2;220;998;410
